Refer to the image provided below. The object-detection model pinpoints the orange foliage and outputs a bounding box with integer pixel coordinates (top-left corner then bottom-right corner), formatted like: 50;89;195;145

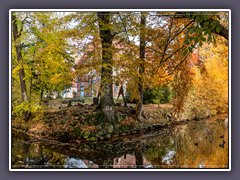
179;37;228;119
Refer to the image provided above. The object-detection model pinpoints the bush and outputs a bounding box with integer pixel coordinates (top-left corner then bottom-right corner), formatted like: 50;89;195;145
12;101;43;120
143;85;172;104
125;85;173;104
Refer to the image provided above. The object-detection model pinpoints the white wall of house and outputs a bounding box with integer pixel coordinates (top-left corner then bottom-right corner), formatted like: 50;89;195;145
62;87;77;98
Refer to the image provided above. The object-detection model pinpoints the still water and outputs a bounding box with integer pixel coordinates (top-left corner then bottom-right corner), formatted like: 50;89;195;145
11;118;228;169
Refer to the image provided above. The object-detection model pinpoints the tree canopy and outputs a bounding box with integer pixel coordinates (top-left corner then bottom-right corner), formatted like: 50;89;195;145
11;11;229;122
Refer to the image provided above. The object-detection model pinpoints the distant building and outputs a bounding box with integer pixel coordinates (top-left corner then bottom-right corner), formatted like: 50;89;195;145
76;72;99;97
61;82;77;98
62;65;122;99
62;41;128;99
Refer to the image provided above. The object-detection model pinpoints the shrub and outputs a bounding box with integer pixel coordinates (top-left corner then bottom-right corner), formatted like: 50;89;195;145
125;85;173;104
143;85;173;104
12;101;43;120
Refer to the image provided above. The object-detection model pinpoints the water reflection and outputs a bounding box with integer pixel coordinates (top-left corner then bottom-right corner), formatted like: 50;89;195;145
162;150;176;164
12;118;228;169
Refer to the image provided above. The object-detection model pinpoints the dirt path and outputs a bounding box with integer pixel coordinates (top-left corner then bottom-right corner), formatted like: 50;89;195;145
123;103;173;110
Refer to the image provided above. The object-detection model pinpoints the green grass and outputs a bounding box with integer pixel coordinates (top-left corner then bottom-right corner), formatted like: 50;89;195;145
83;97;93;104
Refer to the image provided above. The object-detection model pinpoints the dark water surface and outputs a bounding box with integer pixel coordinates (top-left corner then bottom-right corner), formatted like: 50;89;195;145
11;118;228;169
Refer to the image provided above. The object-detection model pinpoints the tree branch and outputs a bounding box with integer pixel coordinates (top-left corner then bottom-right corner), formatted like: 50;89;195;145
163;52;191;78
159;17;174;65
168;19;194;43
118;13;130;43
175;12;228;40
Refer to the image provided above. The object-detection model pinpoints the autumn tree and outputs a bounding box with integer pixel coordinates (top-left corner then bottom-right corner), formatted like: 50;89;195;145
12;12;32;120
178;36;228;119
135;12;229;118
136;12;146;120
12;13;29;103
97;12;115;123
169;12;229;117
12;12;77;119
11;11;229;124
29;12;75;97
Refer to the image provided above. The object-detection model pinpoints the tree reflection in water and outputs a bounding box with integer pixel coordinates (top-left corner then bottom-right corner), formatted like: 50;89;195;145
12;118;228;169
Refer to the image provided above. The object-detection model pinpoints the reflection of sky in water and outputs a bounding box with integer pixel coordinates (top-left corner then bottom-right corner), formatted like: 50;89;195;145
64;158;88;168
162;150;176;164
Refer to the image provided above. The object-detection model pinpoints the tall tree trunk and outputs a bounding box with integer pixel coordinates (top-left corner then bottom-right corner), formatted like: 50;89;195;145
136;12;146;120
12;13;29;103
97;12;115;124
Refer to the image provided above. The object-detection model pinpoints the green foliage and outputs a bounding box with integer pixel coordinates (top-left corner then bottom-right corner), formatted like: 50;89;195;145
83;131;91;139
143;85;173;104
12;101;42;119
12;12;79;117
73;127;82;138
182;13;224;56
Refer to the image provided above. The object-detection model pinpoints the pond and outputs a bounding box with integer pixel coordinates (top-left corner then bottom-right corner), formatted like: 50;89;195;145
11;118;229;169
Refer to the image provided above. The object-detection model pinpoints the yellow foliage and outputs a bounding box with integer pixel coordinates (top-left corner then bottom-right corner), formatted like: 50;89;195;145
180;38;228;119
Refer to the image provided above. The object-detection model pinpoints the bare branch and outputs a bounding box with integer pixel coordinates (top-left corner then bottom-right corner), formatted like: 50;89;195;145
168;19;194;43
118;13;130;43
159;17;174;65
149;43;188;77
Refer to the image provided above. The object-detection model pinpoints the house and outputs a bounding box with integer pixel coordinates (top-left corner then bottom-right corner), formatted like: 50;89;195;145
76;72;99;97
62;60;123;99
61;82;77;98
62;40;130;99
